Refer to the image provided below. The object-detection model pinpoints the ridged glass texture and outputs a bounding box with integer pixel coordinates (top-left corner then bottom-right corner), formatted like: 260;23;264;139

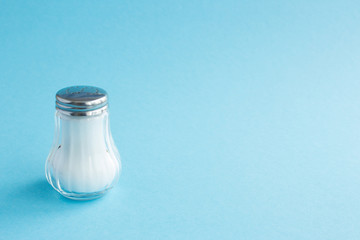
45;109;121;200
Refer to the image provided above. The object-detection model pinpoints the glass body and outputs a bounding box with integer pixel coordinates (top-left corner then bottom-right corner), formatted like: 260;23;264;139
45;109;121;200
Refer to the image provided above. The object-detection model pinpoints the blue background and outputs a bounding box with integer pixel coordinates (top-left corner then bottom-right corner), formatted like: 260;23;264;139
1;0;360;239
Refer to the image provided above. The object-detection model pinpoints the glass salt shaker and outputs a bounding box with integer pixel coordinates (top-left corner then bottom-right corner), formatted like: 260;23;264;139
45;86;121;200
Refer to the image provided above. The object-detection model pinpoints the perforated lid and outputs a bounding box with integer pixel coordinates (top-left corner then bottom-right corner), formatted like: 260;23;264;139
56;86;108;116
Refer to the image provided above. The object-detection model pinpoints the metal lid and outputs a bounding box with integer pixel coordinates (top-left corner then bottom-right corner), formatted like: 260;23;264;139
56;86;108;116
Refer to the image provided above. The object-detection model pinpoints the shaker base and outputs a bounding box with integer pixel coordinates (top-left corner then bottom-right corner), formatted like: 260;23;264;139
59;188;112;201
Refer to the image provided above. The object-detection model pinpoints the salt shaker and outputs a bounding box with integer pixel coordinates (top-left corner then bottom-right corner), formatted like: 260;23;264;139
45;86;121;200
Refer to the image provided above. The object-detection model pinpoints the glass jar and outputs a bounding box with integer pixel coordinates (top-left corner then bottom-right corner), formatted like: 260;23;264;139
45;86;121;200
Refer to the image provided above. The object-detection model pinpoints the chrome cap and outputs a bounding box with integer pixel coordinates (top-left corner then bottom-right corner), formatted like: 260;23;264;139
56;86;108;116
